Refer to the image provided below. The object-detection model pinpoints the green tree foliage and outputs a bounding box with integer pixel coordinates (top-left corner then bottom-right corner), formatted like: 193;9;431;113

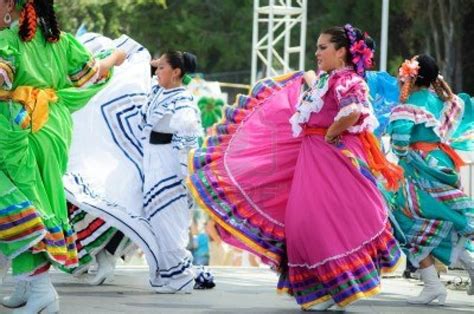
56;0;473;93
56;1;166;36
57;0;253;83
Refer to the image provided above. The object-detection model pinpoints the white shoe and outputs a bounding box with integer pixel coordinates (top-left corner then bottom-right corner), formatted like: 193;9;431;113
2;280;29;308
154;279;193;294
304;298;335;311
87;251;116;286
407;265;447;305
13;274;59;314
154;285;192;294
458;250;474;295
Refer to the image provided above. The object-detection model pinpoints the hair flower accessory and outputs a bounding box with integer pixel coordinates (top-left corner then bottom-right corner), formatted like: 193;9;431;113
344;24;374;78
399;58;420;83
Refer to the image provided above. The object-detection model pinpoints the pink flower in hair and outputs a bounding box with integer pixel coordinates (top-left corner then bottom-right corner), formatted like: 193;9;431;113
350;40;373;67
344;24;374;77
398;58;419;82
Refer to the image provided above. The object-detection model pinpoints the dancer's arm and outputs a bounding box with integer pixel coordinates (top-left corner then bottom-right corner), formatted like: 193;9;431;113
97;50;127;78
325;111;361;143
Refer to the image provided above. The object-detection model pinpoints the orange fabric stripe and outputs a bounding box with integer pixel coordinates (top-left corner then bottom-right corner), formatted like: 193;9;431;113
358;132;404;191
0;207;37;224
303;127;327;136
410;142;466;171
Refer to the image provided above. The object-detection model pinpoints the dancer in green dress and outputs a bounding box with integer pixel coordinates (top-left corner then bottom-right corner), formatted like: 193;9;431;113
388;54;474;304
0;0;125;312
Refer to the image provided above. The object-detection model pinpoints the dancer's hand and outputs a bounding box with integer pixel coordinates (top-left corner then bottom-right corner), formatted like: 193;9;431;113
325;133;340;145
303;70;316;87
97;50;127;78
113;50;127;66
150;58;160;68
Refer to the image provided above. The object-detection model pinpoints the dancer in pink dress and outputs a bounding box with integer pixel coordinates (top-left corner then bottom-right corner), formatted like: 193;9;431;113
188;24;403;310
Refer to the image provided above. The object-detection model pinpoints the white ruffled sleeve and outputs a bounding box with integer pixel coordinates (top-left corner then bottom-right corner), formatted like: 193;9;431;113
289;72;330;137
333;74;379;133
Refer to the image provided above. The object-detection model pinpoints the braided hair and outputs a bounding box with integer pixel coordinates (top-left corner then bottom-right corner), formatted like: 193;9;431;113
18;0;60;43
399;55;453;103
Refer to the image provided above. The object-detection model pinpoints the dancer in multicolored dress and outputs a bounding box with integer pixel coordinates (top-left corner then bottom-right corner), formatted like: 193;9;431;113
388;54;474;304
188;24;403;310
0;0;125;312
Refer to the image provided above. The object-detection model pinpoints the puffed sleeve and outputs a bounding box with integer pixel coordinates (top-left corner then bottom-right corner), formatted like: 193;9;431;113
64;33;100;88
333;73;378;133
0;29;19;90
169;95;203;176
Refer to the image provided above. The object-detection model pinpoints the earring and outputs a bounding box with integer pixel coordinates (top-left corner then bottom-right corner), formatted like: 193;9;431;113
3;13;11;25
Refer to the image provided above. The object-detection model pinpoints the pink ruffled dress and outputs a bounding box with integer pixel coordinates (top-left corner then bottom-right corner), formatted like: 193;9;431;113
188;69;401;308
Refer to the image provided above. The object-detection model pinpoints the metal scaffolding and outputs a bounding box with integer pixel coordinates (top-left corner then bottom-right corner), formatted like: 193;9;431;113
251;0;307;83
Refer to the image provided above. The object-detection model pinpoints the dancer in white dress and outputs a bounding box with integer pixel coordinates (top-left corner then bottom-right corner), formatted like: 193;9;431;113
142;51;202;293
65;47;203;294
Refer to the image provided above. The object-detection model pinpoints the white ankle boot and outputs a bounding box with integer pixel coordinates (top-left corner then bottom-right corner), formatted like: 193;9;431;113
458;250;474;295
87;250;116;286
13;274;59;314
2;280;29;308
407;264;447;305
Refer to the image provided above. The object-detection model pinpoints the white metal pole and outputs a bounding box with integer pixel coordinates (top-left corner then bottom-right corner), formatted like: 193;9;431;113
380;0;389;72
267;0;275;77
299;0;307;71
284;0;291;73
251;0;260;83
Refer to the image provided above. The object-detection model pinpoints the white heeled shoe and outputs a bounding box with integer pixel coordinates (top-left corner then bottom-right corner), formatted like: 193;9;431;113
87;250;116;286
407;265;447;305
304;298;335;311
13;274;59;314
2;280;29;308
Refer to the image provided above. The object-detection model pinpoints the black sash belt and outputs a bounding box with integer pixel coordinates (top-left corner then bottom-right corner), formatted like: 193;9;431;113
149;131;173;144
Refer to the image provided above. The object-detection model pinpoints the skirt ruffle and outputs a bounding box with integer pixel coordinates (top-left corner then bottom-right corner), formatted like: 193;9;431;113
188;72;304;267
277;223;401;308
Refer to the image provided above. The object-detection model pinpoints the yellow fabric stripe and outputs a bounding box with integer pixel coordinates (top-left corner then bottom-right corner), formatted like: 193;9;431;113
0;217;43;238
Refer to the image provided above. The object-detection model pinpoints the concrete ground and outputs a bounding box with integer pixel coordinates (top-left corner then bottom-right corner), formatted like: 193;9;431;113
0;266;472;313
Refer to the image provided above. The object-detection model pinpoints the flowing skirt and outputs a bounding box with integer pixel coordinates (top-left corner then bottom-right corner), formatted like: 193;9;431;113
64;34;160;280
187;72;401;308
389;150;474;267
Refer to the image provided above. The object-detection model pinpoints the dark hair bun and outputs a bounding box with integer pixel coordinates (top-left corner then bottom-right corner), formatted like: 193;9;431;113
183;52;197;74
415;54;439;87
364;35;375;51
353;27;375;52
